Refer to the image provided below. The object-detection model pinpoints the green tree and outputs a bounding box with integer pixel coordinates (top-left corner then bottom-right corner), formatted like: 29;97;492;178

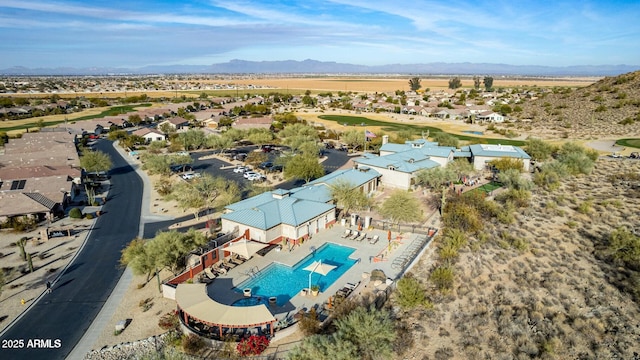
177;129;206;151
246;128;274;145
448;77;462;90
334;306;396;360
284;154;324;183
379;190;422;225
408;77;421;91
329;180;372;219
414;167;457;190
279;123;319;152
489;158;524;172
80;150;113;173
147;229;208;275
525;138;556;162
339;129;365;151
483;76;494;91
206;134;234;153
120;238;156;281
169;174;240;219
128;114;143;126
473;76;481;90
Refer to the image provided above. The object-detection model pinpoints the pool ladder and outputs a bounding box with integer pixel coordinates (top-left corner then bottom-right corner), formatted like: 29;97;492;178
246;266;262;278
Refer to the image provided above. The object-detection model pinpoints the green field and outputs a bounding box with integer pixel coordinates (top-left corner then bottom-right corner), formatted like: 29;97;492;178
615;138;640;149
318;115;525;146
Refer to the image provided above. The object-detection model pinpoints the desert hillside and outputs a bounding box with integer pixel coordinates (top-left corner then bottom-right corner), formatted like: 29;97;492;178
403;158;640;359
517;71;640;139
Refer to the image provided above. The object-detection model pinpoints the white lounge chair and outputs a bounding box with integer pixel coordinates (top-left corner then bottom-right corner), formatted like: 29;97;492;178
341;229;352;238
369;235;380;244
349;231;360;240
356;232;367;241
204;268;217;280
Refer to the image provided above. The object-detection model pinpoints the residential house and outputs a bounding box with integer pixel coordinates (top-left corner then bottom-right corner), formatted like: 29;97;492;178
132;128;166;143
476;111;505;123
158;117;190;131
232;116;272;130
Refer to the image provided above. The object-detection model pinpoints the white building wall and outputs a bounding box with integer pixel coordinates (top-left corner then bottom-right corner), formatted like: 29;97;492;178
360;166;411;190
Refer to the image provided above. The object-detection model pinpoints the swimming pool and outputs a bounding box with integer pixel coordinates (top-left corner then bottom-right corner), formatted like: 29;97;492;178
233;243;357;306
463;130;484;135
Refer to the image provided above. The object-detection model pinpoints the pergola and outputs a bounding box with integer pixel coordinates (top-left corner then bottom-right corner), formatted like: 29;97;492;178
175;283;276;337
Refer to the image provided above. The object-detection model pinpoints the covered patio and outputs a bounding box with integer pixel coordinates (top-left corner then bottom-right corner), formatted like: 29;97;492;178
176;283;276;338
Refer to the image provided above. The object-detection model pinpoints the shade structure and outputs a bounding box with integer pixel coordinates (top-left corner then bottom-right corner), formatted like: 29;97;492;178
176;283;276;337
224;239;269;259
303;261;337;276
304;261;337;291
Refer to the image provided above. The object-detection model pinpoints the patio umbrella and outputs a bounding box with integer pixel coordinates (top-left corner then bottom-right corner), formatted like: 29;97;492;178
303;261;337;291
387;230;391;241
224;239;269;259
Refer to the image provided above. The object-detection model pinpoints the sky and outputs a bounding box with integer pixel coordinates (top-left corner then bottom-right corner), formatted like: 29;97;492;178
0;0;639;69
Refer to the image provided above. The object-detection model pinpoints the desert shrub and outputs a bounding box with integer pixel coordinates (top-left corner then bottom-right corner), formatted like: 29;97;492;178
85;213;94;220
331;297;360;321
442;193;486;233
298;308;321;335
138;297;153;312
69;208;82;219
237;335;270;356
287;333;357;360
525;138;556;161
181;333;204;355
158;311;180;331
430;266;455;292
155;176;173;197
497;168;533;190
607;227;640;269
395;275;431;310
334;306;396;360
577;200;593;214
489;158;524;172
495;188;531;208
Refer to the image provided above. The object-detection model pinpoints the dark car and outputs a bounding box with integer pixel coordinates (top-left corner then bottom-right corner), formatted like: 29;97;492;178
269;165;283;172
258;161;274;170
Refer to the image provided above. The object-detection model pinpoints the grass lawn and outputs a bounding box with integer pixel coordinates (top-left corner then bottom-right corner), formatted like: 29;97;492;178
471;181;503;195
615;138;640;149
317;114;525;146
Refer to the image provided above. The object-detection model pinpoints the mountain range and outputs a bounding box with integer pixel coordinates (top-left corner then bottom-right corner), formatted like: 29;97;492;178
1;59;638;76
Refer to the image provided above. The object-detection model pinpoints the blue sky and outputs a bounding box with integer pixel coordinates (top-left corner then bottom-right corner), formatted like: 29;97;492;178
1;0;639;68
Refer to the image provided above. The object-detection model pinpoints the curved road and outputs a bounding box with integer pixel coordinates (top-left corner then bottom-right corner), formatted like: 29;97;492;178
0;140;143;360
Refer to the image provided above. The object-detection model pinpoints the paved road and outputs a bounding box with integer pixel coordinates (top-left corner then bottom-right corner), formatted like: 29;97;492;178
0;140;143;360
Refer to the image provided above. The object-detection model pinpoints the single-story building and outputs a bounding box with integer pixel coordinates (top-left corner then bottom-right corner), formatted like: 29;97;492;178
462;144;531;171
132;128;166;142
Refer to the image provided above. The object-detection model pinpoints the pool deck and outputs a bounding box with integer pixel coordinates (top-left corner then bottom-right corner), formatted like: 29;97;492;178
205;225;431;324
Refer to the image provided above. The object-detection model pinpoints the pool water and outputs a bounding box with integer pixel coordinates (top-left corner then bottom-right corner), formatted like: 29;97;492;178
233;243;357;306
463;130;484;135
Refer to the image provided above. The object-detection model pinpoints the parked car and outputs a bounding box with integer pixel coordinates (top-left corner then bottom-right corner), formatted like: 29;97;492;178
233;166;249;173
243;171;259;179
247;173;266;181
182;172;199;180
630;152;639;159
171;164;193;173
233;153;248;161
258;161;273;170
268;165;283;173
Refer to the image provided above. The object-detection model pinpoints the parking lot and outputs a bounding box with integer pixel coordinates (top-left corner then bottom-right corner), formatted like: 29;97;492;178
180;146;351;191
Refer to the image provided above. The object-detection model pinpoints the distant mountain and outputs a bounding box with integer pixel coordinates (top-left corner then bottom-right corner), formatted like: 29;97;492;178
1;59;638;76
